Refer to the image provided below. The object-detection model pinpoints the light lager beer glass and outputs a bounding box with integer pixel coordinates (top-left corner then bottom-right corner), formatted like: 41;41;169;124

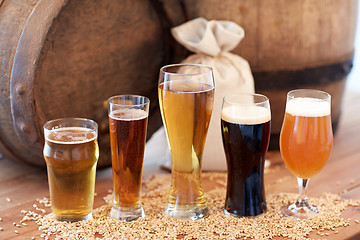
108;95;149;221
280;89;333;219
43;118;99;221
158;64;215;220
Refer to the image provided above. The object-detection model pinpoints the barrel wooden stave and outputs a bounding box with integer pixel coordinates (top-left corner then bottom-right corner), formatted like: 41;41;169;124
0;0;39;164
178;0;357;71
164;0;357;148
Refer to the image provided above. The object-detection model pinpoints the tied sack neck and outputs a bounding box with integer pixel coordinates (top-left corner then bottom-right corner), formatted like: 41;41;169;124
171;17;245;57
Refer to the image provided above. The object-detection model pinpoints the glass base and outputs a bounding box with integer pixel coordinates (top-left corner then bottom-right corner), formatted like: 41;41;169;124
165;204;209;220
110;205;145;222
281;200;318;220
223;208;266;218
53;212;92;222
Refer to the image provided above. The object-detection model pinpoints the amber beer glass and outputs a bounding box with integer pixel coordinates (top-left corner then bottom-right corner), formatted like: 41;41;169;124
221;94;271;217
108;95;149;221
280;89;333;219
158;64;214;220
43;118;99;221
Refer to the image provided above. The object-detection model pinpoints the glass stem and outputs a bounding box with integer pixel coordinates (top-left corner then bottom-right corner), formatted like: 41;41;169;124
296;177;308;208
295;177;316;212
297;177;308;198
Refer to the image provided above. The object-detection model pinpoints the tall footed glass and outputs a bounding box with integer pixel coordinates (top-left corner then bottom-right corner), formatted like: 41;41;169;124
280;89;333;219
158;64;215;220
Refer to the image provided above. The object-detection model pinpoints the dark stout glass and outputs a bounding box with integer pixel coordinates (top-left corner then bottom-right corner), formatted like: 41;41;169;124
221;102;270;217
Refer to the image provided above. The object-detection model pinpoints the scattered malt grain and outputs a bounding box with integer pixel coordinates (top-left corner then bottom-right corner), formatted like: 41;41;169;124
16;173;360;240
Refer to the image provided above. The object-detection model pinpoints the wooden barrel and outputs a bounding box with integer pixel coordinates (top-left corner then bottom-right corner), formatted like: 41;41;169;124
0;0;168;167
163;0;358;149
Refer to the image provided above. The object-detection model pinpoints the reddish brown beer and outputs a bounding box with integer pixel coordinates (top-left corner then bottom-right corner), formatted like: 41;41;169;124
109;109;148;208
108;95;149;221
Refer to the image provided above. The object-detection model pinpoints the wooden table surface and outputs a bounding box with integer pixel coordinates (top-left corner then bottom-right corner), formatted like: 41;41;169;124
0;91;360;240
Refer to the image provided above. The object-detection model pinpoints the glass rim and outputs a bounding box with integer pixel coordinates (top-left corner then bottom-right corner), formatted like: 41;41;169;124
107;94;150;107
43;118;98;140
160;63;213;76
43;117;98;130
223;93;269;106
287;89;331;101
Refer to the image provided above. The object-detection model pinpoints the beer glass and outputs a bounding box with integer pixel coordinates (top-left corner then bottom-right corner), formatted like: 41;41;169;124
43;118;99;221
158;64;214;220
221;94;271;217
108;95;149;221
280;89;333;219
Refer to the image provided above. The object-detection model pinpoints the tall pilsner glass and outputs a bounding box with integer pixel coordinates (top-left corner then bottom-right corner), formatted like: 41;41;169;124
280;89;333;219
158;64;215;220
108;95;150;221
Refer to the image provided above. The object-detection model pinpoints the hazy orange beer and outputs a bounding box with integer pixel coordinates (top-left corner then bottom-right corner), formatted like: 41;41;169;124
279;89;333;219
43;118;99;221
280;110;333;179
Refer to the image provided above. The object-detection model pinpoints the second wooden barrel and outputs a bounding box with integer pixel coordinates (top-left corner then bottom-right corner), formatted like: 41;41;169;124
164;0;358;149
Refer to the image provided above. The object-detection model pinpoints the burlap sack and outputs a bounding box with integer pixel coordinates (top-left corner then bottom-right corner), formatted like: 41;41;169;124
147;17;255;171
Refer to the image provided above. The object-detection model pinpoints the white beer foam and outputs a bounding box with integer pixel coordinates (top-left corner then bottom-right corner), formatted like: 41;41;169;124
221;105;271;125
286;97;330;117
110;108;148;121
46;127;97;144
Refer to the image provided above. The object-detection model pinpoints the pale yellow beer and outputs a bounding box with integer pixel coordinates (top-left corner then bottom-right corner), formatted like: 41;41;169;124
159;79;214;219
43;119;99;221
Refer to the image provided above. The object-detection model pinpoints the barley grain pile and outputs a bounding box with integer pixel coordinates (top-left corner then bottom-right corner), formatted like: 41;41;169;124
20;173;360;240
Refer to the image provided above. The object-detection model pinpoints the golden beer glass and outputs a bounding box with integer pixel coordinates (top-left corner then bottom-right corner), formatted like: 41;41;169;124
43;118;99;221
158;64;215;220
280;89;333;219
108;95;150;221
